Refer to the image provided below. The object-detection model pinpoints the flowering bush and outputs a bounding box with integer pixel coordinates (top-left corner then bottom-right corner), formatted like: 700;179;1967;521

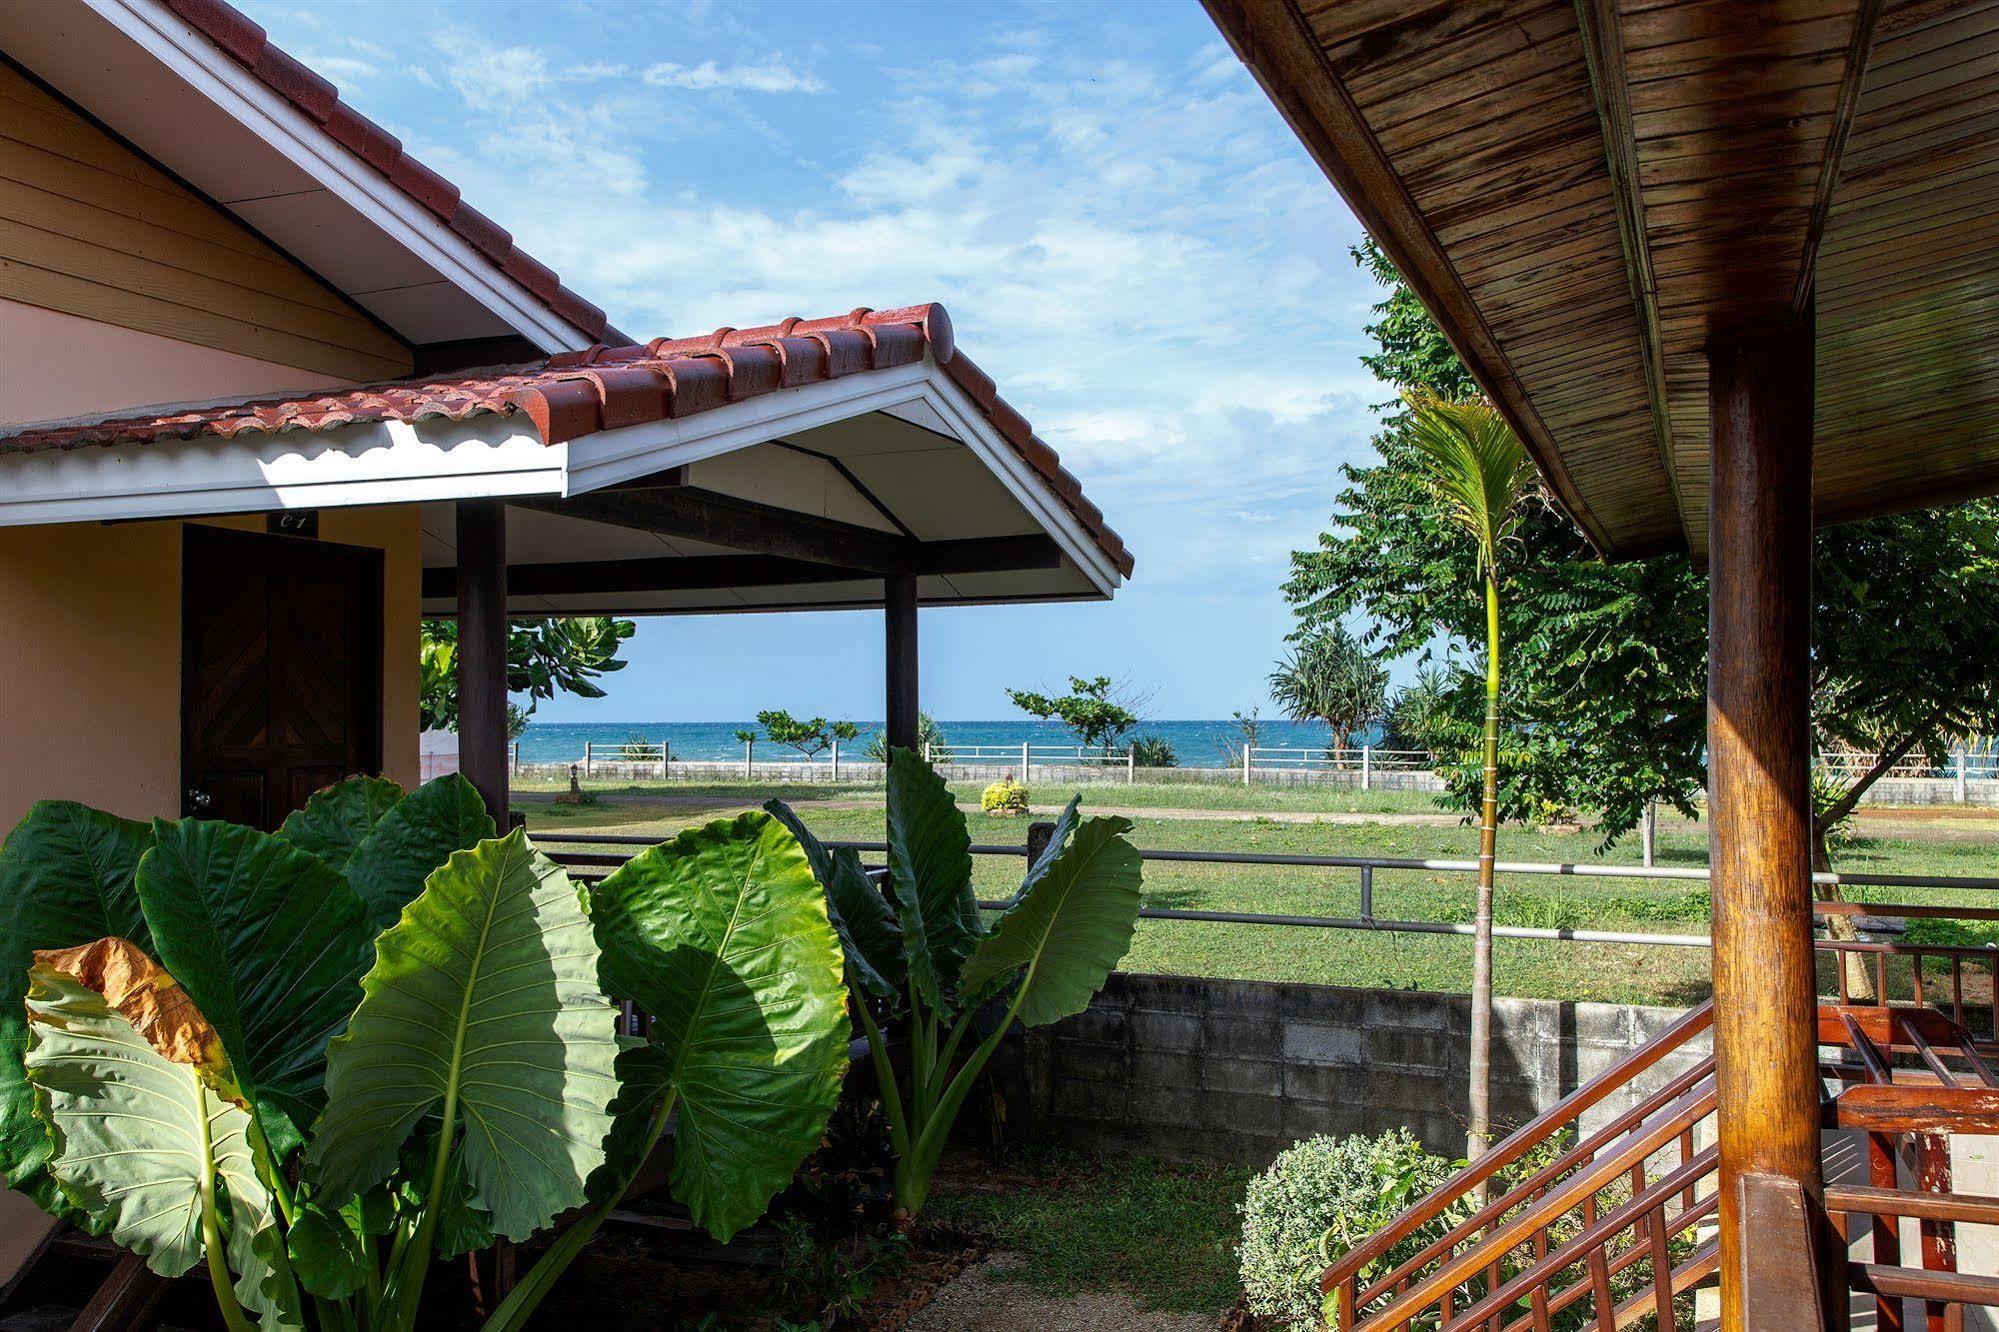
981;777;1030;817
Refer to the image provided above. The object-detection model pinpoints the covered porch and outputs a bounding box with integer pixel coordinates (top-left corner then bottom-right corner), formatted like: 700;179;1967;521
1207;0;1999;1325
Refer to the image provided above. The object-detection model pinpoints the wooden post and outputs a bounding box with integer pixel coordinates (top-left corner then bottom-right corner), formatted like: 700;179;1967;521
1708;314;1817;1331
583;740;592;777
885;573;919;755
455;500;509;828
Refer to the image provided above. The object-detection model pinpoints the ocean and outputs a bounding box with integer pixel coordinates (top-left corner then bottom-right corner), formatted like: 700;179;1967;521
514;718;1369;765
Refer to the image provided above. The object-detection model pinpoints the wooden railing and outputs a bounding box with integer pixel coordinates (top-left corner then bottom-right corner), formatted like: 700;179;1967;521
1323;1001;1999;1331
1321;1002;1718;1331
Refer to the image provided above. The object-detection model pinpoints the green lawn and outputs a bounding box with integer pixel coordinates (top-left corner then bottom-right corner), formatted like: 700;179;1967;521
520;784;1999;1006
510;775;1447;816
927;1149;1250;1315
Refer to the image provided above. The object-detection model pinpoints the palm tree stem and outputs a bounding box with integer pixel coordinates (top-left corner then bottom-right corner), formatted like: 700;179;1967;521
1468;569;1500;1160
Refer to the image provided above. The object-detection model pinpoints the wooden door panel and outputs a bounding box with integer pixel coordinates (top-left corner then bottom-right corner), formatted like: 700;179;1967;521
182;526;383;830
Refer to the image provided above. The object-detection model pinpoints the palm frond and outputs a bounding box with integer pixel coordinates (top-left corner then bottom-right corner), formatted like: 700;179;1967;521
1402;392;1537;576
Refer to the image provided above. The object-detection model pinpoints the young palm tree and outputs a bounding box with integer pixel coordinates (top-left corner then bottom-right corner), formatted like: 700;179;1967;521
1404;392;1537;1157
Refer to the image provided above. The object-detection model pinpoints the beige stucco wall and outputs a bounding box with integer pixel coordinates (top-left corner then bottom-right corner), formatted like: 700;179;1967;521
0;299;350;428
0;507;422;832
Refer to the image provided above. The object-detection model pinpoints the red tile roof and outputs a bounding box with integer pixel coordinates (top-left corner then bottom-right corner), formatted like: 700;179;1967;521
0;303;1132;577
162;0;618;344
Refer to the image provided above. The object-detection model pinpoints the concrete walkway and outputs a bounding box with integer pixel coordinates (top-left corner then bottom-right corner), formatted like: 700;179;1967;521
905;1254;1219;1332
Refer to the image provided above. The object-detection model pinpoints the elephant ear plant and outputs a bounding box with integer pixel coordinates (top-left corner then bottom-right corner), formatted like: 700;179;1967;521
767;747;1144;1216
0;777;850;1331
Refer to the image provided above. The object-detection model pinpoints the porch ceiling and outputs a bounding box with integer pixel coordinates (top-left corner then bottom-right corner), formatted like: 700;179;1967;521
1207;0;1999;560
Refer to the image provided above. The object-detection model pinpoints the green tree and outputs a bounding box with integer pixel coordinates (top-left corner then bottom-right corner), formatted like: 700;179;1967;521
756;710;860;759
1400;392;1537;1159
420;618;636;739
1268;625;1389;754
1382;666;1450;756
1006;676;1144;755
1287;241;1712;845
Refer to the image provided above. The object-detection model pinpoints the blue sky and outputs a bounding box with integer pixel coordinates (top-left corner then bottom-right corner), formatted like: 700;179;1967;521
251;0;1390;721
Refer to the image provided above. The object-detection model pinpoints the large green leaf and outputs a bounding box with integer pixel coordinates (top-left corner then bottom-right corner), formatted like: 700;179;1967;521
885;749;980;1007
959;816;1142;1027
342;774;496;931
585;1040;673;1208
23;949;298;1327
278;776;407;873
763;799;903;998
307;829;619;1241
136;819;374;1161
594;812;848;1241
0;801;153;1206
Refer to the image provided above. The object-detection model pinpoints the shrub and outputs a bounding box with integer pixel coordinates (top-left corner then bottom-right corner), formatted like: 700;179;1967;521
982;777;1030;816
1238;1129;1459;1329
624;730;662;761
1130;735;1178;768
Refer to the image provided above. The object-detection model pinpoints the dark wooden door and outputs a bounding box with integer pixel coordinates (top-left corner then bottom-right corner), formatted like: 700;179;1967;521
182;526;383;830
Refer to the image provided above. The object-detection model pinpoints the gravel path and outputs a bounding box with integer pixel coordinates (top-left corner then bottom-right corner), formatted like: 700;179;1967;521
905;1254;1219;1332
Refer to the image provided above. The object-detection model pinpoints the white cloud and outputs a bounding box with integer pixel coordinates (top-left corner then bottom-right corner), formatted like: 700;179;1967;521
361;4;1384;607
641;59;822;93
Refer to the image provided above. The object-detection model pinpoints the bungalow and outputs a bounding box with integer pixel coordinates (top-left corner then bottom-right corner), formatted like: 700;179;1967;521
0;0;1131;836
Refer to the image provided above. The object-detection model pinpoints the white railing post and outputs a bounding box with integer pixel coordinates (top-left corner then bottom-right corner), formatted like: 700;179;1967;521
831;739;840;782
1361;746;1372;791
583;741;592;777
743;738;753;778
1022;740;1032;780
1957;749;1969;804
1127;748;1136;784
1641;800;1657;868
1243;746;1252;785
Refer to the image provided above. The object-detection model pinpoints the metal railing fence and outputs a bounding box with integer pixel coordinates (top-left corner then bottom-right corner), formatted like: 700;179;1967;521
540;830;1999;953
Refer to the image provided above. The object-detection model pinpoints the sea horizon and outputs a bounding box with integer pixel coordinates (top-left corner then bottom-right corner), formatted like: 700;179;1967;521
513;717;1368;764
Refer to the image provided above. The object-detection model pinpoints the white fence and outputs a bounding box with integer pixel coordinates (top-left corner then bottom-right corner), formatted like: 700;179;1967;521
503;738;1999;806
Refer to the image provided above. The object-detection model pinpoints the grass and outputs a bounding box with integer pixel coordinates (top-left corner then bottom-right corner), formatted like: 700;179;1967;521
509;775;1448;816
519;782;1999;1007
927;1149;1250;1314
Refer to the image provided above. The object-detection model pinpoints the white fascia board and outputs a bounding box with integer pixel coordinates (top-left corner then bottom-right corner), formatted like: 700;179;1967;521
561;360;934;495
0;360;1126;599
0;420;565;527
921;373;1123;598
92;0;592;355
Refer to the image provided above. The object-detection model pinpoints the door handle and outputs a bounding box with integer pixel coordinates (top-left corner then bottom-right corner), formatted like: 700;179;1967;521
185;788;213;812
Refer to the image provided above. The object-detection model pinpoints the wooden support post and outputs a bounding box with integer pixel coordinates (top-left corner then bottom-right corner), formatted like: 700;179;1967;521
1709;314;1817;1332
885;573;919;755
455;500;510;829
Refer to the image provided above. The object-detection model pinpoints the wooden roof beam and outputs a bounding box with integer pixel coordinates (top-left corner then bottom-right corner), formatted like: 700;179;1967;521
1574;0;1687;550
1795;0;1884;315
421;535;1064;601
519;485;920;573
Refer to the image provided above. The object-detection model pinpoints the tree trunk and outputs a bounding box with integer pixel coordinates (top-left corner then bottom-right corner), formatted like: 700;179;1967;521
1468;570;1500;1159
1811;726;1930;1002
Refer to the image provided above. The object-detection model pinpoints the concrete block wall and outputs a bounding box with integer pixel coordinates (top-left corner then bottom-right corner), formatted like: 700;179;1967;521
1014;972;1707;1167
